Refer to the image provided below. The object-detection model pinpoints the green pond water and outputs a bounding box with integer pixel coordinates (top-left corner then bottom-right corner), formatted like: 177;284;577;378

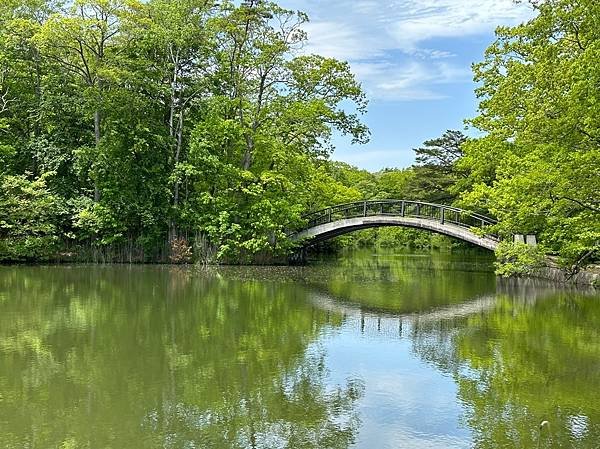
1;250;599;449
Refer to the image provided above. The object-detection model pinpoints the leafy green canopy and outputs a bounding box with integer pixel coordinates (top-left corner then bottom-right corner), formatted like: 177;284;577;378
459;0;600;266
0;0;369;262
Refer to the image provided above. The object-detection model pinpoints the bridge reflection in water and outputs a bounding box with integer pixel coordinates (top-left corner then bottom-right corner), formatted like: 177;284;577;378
311;289;497;341
293;200;500;251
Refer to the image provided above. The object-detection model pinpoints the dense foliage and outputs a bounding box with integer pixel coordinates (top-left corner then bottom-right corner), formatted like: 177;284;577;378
0;0;368;262
1;0;598;270
458;0;600;269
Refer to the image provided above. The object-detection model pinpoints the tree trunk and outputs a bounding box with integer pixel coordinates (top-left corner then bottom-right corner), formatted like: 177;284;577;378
168;52;181;241
169;52;179;140
94;109;101;202
173;110;184;207
33;49;42;139
242;135;253;170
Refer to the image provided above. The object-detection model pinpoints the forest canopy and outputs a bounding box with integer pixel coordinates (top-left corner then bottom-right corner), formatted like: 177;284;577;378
458;0;600;269
0;0;369;262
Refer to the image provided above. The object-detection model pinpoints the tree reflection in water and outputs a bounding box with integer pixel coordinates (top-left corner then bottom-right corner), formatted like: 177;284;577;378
0;266;363;449
2;256;599;449
306;252;600;448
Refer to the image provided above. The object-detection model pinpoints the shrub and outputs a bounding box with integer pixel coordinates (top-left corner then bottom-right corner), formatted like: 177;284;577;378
494;241;546;277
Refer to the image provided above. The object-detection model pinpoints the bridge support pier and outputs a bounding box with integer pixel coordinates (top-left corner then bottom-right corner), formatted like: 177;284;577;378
289;247;307;265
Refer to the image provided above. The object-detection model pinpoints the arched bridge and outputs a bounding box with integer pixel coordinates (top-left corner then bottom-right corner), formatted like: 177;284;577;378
292;200;500;251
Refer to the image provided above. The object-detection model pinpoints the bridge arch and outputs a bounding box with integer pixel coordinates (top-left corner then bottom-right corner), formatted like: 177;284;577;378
292;200;500;251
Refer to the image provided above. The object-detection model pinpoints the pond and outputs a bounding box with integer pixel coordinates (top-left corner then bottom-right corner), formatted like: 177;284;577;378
1;250;599;448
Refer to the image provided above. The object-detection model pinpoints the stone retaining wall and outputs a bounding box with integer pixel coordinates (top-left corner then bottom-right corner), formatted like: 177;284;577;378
533;263;600;287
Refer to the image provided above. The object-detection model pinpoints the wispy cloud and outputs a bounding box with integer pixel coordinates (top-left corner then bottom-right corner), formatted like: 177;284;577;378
356;61;472;101
283;0;534;101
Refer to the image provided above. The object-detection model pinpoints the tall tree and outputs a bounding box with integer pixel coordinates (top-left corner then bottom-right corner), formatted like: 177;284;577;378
459;0;600;267
128;0;215;229
35;0;135;201
0;0;62;174
176;1;369;261
409;130;467;204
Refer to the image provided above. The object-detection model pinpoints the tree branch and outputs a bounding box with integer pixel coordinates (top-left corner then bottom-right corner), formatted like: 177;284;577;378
555;195;600;213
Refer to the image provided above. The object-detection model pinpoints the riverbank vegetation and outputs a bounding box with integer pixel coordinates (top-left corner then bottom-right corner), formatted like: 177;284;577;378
459;0;600;273
0;0;598;271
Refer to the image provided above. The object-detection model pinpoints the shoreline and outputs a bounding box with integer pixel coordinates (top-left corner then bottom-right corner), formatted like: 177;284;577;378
532;265;600;287
1;258;599;288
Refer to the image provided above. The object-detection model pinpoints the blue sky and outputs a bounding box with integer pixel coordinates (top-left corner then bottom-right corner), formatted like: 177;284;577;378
281;0;534;171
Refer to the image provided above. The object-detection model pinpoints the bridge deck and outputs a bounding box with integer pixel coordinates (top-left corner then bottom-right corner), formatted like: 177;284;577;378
292;200;499;251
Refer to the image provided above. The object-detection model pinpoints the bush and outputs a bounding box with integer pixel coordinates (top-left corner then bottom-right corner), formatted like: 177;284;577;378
0;174;63;261
169;237;193;264
494;241;546;277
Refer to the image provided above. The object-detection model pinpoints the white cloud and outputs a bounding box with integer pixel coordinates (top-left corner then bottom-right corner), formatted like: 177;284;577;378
349;60;471;101
299;21;383;61
282;0;534;101
387;0;532;50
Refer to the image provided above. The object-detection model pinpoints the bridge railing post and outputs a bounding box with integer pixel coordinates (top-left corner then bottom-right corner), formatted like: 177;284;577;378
363;201;367;217
401;201;405;217
441;207;445;224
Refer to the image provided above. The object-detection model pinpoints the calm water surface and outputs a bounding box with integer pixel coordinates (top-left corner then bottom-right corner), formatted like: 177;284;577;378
1;250;599;448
